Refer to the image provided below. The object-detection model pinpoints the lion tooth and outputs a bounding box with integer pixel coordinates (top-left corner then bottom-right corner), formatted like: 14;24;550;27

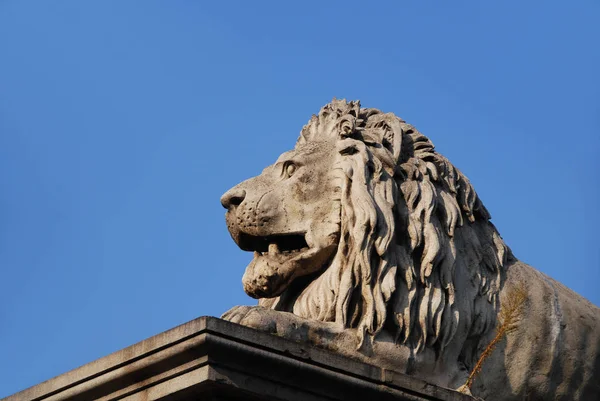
269;243;279;255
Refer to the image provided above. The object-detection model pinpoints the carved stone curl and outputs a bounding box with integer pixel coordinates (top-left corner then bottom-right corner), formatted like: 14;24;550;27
221;99;600;401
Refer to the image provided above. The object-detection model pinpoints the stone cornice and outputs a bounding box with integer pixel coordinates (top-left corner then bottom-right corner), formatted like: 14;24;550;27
3;317;474;401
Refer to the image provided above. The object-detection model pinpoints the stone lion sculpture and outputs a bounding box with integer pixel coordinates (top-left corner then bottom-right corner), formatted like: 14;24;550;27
220;99;599;400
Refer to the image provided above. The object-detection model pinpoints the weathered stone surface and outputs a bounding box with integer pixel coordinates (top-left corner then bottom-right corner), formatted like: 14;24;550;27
221;99;600;400
2;317;473;401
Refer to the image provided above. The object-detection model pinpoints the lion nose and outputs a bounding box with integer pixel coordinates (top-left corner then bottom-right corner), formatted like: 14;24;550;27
220;188;246;209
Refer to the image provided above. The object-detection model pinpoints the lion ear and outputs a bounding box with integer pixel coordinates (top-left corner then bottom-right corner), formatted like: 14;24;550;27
383;115;404;163
363;113;404;166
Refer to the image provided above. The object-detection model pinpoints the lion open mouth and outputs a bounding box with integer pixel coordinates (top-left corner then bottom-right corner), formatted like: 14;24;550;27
238;232;309;256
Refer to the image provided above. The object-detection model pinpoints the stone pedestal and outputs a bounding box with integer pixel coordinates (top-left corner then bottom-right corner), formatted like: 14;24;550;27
3;317;474;401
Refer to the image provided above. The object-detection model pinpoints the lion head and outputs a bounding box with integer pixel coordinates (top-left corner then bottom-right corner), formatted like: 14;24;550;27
222;99;510;353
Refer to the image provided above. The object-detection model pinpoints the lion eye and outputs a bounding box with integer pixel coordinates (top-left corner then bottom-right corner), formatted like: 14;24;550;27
284;162;297;178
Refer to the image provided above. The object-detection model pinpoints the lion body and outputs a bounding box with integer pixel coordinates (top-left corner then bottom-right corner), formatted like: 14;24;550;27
221;100;600;400
475;260;600;400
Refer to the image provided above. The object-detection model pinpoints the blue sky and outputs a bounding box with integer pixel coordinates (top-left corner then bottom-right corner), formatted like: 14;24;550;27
1;1;598;397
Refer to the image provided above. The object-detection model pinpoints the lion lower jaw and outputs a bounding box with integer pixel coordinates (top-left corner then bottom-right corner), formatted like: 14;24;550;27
242;245;336;299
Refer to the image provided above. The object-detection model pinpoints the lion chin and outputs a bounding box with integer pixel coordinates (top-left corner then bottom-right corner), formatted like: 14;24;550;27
220;99;600;401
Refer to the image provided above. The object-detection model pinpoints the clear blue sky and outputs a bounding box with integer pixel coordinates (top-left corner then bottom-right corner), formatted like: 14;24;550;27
1;1;598;397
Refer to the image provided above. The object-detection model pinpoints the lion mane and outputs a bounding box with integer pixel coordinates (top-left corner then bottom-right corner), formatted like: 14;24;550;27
264;99;510;355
